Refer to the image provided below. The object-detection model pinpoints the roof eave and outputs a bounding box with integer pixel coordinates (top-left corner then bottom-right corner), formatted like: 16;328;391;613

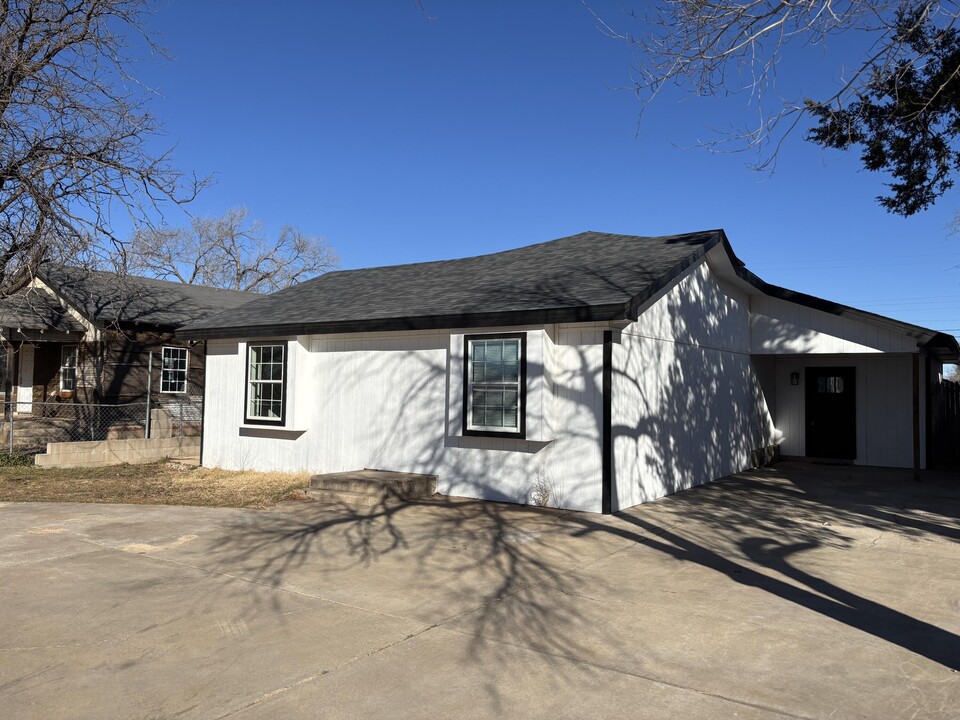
720;240;960;362
177;303;631;341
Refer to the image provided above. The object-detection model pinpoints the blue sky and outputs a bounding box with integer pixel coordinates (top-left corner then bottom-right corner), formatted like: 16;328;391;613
129;1;959;344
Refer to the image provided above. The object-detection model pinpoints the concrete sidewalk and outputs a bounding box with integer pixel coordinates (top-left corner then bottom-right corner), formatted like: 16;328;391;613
0;461;958;719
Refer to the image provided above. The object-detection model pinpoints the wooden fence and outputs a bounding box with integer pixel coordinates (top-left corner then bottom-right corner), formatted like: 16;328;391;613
930;380;960;469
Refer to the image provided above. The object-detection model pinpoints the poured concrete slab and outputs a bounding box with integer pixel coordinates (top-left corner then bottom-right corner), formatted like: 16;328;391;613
1;461;958;719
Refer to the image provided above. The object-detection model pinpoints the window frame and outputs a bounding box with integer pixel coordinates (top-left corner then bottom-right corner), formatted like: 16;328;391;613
244;342;288;426
816;375;846;394
160;346;190;394
462;332;527;439
60;344;78;393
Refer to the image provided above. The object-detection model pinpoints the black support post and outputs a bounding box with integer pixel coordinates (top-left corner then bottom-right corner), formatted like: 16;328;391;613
602;330;613;514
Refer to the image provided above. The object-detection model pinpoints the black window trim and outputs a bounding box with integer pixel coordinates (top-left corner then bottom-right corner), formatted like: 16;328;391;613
244;340;289;427
462;332;527;439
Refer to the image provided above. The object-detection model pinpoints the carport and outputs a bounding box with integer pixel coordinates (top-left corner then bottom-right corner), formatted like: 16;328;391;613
746;284;960;473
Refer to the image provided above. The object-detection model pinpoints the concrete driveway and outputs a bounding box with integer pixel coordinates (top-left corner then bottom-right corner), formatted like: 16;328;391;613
1;461;958;719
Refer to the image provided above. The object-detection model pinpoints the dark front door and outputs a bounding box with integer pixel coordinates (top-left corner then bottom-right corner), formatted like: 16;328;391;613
805;367;856;460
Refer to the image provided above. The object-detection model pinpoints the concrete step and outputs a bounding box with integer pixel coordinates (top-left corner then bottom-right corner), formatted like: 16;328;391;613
304;488;397;507
308;469;437;504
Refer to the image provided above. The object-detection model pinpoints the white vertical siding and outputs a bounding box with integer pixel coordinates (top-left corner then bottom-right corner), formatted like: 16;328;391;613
548;325;604;511
202;325;606;512
773;354;915;468
751;295;920;354
611;261;776;511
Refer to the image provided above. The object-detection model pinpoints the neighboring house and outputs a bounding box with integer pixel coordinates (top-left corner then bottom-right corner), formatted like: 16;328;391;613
179;230;960;513
0;267;253;415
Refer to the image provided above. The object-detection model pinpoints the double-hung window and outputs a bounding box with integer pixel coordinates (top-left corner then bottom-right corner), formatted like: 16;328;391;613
60;345;78;393
463;334;526;437
246;343;286;425
161;346;189;393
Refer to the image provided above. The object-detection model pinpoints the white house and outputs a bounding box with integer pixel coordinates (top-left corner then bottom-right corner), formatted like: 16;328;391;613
179;230;959;513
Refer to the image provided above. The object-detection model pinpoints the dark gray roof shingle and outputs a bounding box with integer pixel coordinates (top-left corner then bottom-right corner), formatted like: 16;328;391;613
0;287;86;333
40;267;256;329
178;230;723;338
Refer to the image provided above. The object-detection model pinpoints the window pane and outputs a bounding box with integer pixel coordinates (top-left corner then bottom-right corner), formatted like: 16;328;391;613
472;405;487;427
268;362;283;381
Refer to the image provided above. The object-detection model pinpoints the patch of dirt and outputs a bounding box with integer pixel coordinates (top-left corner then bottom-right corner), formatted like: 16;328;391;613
0;462;311;509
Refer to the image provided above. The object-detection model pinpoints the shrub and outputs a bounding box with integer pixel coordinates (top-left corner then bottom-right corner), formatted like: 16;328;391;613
0;451;34;467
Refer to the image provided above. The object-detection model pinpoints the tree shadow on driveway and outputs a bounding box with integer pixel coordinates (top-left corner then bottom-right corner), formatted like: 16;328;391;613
207;461;960;695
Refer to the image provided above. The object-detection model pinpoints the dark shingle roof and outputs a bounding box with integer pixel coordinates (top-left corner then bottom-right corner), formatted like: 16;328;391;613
0;287;86;333
40;267;256;329
179;230;724;338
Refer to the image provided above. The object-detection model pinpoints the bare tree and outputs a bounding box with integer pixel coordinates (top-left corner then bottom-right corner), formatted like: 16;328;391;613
591;1;960;215
0;0;206;296
128;207;339;293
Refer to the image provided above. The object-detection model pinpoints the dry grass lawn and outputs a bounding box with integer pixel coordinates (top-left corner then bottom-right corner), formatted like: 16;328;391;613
0;461;312;508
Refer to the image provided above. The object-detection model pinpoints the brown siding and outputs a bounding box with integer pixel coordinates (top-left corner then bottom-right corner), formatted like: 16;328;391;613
81;331;205;403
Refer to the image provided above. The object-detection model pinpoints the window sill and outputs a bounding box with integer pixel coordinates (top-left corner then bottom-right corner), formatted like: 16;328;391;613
464;428;526;440
238;423;303;431
238;425;306;439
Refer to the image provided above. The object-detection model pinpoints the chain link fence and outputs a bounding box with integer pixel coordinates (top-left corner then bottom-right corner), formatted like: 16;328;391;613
2;397;202;454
